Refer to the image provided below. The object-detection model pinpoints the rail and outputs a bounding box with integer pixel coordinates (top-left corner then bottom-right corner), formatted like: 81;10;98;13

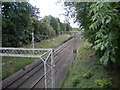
0;48;55;88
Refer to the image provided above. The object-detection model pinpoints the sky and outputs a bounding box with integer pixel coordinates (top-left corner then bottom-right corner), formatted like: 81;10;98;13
29;0;79;28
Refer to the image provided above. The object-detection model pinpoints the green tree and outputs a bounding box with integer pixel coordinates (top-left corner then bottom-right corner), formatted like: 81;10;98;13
89;2;120;66
64;1;120;67
41;15;71;35
64;2;95;43
2;2;33;47
49;16;59;35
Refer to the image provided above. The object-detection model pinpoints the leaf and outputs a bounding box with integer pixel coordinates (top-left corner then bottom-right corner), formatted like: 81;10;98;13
103;35;108;39
97;6;99;11
94;8;96;14
100;54;109;67
94;43;102;50
99;55;105;64
92;18;97;22
105;16;111;24
89;9;93;14
102;18;105;24
89;24;94;30
101;45;104;51
105;41;109;49
103;56;109;67
94;22;98;29
106;18;111;24
110;56;116;63
98;13;103;19
111;48;115;55
104;50;110;57
95;39;102;44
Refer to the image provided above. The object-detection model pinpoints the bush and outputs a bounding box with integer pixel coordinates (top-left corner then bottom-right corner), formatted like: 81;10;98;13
72;77;80;87
82;71;93;79
95;79;112;88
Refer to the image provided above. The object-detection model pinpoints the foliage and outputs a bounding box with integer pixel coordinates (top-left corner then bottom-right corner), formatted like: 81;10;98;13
2;2;33;47
72;2;92;29
89;2;120;66
31;6;41;19
72;28;80;31
31;17;56;41
72;76;80;87
2;2;72;47
41;15;72;35
64;40;115;88
82;71;93;79
64;2;120;67
95;79;112;88
64;2;96;44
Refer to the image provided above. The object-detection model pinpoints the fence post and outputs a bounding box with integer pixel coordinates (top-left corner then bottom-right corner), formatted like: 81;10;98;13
32;32;34;54
44;61;47;88
51;49;55;88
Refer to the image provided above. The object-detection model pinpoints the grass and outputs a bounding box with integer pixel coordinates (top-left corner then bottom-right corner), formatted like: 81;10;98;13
24;34;72;48
63;39;120;88
2;57;36;80
2;34;72;80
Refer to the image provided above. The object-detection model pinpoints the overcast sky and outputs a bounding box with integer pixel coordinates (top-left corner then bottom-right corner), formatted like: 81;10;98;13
29;0;79;28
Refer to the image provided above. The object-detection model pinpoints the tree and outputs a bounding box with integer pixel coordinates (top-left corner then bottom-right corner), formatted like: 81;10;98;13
64;2;95;43
64;1;120;67
50;16;59;34
2;2;72;47
89;2;120;67
31;6;41;19
41;15;71;35
2;2;33;47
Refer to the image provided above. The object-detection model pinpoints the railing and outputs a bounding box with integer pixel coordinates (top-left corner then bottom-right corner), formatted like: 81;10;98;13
0;47;55;88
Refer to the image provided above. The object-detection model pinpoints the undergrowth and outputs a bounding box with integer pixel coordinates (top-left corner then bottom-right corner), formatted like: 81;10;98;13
63;40;116;88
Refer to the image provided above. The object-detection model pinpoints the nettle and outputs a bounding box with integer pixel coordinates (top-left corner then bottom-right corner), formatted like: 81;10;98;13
89;2;120;66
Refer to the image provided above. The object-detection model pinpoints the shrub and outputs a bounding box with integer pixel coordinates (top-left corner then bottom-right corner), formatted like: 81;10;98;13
72;77;80;87
82;71;93;79
95;79;112;88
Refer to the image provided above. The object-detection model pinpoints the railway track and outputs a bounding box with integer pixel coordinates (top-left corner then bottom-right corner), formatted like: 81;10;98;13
2;35;81;89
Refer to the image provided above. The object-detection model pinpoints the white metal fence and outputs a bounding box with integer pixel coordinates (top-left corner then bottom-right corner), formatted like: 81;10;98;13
0;47;55;88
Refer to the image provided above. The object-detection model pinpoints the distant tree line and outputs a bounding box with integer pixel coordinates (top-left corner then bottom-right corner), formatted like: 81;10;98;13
2;2;72;47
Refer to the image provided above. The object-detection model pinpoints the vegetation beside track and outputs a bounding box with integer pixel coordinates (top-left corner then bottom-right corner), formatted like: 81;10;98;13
2;34;71;80
24;34;72;48
63;39;120;88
